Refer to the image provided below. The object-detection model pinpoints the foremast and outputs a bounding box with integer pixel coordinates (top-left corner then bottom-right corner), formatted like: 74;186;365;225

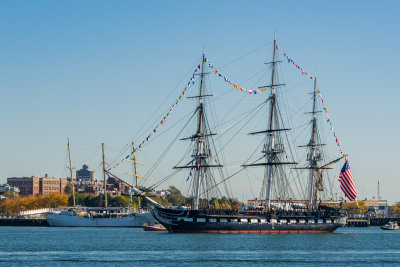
193;54;206;210
308;78;321;211
174;53;222;210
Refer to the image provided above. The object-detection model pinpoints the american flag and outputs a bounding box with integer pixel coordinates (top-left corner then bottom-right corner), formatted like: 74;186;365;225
338;161;357;201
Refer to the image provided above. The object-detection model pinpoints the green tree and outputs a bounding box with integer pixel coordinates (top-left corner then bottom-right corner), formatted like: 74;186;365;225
139;186;153;193
1;191;16;199
167;186;181;195
64;184;73;194
109;196;129;207
342;201;368;214
166;186;186;206
390;202;400;215
0;193;68;214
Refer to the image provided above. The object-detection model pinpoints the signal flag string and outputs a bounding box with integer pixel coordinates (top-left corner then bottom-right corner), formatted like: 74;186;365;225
107;64;201;171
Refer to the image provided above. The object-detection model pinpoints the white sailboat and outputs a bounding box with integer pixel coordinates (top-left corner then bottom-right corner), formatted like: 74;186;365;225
47;141;156;227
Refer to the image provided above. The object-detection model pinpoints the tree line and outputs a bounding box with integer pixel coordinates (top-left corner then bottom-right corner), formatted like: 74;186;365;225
4;187;400;216
0;185;242;214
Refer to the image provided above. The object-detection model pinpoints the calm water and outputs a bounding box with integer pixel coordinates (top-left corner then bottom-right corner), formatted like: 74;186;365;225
0;227;399;266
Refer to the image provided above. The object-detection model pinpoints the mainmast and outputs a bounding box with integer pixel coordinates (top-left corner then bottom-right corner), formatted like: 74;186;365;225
67;139;76;207
265;38;278;210
244;38;296;211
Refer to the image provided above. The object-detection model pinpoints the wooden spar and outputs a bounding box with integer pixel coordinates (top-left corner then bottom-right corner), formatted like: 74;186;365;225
106;170;163;208
132;142;140;208
67;139;76;207
102;143;108;207
106;170;134;188
125;172;150;180
125;159;145;165
128;144;142;150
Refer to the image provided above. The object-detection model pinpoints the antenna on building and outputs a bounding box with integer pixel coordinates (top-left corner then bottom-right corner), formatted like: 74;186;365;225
377;180;381;201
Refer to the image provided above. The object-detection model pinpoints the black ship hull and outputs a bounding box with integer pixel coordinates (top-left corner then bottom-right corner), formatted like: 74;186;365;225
152;206;346;233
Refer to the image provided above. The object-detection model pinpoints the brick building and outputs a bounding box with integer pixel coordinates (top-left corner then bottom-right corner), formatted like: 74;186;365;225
7;176;40;196
7;175;68;196
106;177;127;196
40;174;68;195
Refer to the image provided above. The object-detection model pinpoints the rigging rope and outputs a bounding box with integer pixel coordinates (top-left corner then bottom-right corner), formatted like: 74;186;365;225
107;64;202;172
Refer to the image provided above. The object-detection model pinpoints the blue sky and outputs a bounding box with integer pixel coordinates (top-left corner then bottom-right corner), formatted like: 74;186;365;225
1;1;399;203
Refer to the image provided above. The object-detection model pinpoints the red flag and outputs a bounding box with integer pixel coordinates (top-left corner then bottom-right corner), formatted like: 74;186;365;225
198;64;200;69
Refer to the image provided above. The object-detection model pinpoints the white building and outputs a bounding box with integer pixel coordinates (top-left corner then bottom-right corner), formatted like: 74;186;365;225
0;184;20;195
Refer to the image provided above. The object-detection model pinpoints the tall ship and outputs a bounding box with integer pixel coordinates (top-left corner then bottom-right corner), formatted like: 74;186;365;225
137;39;353;233
47;142;156;227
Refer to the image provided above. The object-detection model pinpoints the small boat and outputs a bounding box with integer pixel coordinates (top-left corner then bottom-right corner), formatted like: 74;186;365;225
142;223;167;231
381;221;399;230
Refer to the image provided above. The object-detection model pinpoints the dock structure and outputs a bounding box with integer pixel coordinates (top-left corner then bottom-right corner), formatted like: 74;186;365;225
370;218;400;226
346;218;370;227
0;218;49;226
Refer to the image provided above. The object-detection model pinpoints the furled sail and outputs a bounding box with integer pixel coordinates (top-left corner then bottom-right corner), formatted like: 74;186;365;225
316;156;344;191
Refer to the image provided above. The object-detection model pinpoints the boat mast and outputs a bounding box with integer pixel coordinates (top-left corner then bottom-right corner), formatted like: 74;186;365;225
132;141;141;209
173;53;222;210
308;78;318;211
67;139;76;207
102;143;108;207
265;38;278;210
244;38;296;211
193;53;206;210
